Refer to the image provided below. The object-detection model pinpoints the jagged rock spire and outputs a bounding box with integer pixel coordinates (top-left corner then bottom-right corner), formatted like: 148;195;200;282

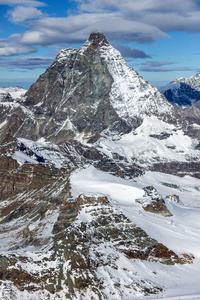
88;31;109;47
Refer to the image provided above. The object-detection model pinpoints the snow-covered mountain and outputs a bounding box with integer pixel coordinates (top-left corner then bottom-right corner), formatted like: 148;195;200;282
1;33;200;300
160;73;200;107
160;73;200;125
0;32;182;144
0;86;27;102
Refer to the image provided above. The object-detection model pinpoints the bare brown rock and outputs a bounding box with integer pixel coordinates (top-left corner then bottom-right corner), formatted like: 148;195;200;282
136;186;172;217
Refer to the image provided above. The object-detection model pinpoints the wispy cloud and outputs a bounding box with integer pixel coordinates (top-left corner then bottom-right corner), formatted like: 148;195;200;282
75;0;200;32
75;0;198;13
0;56;54;69
0;0;45;7
0;12;167;57
115;44;151;59
139;61;196;72
20;15;168;45
1;0;200;59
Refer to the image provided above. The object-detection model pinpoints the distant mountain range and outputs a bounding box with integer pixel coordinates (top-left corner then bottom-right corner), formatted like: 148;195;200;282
0;86;27;102
160;73;200;106
160;73;200;124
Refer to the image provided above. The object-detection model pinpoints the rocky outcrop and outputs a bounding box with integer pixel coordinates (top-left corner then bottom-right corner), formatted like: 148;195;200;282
183;100;200;125
60;140;144;178
160;73;200;125
150;161;200;178
136;186;172;217
0;194;194;299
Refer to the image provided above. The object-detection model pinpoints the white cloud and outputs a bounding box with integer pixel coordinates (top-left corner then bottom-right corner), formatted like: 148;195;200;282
8;6;43;23
139;61;196;72
75;0;200;33
1;0;200;60
76;0;199;13
0;0;45;7
142;11;200;32
0;34;36;56
20;14;168;46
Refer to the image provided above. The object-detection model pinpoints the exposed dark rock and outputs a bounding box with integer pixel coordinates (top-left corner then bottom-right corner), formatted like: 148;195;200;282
150;132;171;140
162;82;200;106
0;32;183;145
165;194;183;205
183;100;200;125
150;161;200;178
136;186;172;217
0;189;194;298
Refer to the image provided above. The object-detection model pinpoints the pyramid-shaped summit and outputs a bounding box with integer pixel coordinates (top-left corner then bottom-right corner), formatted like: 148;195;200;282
88;31;109;46
0;32;181;144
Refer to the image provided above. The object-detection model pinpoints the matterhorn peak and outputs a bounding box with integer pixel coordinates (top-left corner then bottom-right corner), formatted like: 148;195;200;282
1;32;182;144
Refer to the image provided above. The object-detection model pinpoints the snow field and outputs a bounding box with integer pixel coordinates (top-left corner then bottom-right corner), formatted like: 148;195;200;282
71;166;200;299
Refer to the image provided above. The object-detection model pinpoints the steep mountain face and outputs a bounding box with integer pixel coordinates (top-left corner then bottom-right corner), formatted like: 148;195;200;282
0;32;182;144
1;33;200;300
160;73;200;106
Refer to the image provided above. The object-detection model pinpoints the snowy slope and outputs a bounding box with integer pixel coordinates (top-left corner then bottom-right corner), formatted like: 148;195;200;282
96;115;200;167
71;166;200;300
99;44;175;123
0;87;27;100
13;138;71;169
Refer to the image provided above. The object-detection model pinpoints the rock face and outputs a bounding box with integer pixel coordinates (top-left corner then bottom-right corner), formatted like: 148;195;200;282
160;73;200;125
183;100;200;125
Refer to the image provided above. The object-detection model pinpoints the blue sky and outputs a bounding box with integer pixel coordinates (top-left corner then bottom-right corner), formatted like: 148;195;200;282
1;0;200;89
